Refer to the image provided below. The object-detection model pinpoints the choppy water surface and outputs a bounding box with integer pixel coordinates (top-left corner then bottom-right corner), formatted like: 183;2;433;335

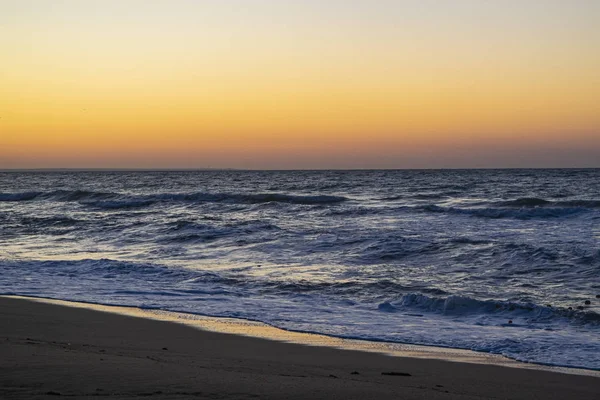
1;169;599;369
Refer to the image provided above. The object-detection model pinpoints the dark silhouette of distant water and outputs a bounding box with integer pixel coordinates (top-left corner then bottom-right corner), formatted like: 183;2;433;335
1;169;599;369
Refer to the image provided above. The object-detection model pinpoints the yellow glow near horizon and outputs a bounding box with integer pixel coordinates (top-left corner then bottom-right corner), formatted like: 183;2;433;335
1;1;599;168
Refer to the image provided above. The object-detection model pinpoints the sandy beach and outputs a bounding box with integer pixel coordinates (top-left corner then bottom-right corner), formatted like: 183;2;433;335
1;296;598;399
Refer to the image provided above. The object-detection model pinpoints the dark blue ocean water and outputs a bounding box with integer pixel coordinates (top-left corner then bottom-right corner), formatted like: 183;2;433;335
0;169;599;369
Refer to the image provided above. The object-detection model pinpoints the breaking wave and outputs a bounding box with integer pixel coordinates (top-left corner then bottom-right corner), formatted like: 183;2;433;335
0;190;348;208
2;258;598;327
377;293;600;325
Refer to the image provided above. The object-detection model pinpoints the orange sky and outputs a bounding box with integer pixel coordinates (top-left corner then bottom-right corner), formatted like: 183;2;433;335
1;1;599;168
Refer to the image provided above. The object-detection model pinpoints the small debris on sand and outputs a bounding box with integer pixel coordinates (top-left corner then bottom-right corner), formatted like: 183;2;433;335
382;372;411;377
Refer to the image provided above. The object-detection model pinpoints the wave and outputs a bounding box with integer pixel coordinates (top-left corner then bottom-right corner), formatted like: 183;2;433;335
496;198;552;207
354;236;441;262
3;258;599;333
377;293;600;325
156;219;282;244
556;200;600;208
411;193;446;200
152;192;348;205
496;198;600;208
5;258;597;325
83;199;156;210
379;197;600;219
0;190;348;208
0;192;42;201
0;258;427;297
43;190;117;202
414;204;590;219
20;216;81;227
449;237;491;245
0;258;198;280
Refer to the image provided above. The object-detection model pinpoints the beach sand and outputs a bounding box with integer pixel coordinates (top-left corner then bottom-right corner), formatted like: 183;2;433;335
1;296;598;399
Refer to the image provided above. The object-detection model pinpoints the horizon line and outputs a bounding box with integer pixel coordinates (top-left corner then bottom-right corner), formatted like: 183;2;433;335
1;167;599;172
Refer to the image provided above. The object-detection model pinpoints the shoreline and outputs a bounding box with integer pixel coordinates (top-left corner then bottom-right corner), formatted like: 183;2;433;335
6;295;599;377
1;296;599;399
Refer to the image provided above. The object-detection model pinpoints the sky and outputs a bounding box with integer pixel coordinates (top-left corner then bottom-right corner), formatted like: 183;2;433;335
1;0;599;169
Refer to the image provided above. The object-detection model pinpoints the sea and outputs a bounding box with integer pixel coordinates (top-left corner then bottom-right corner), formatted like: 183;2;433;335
0;169;599;370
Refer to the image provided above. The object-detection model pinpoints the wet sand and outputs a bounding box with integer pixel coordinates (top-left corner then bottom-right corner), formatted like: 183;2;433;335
1;296;598;399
